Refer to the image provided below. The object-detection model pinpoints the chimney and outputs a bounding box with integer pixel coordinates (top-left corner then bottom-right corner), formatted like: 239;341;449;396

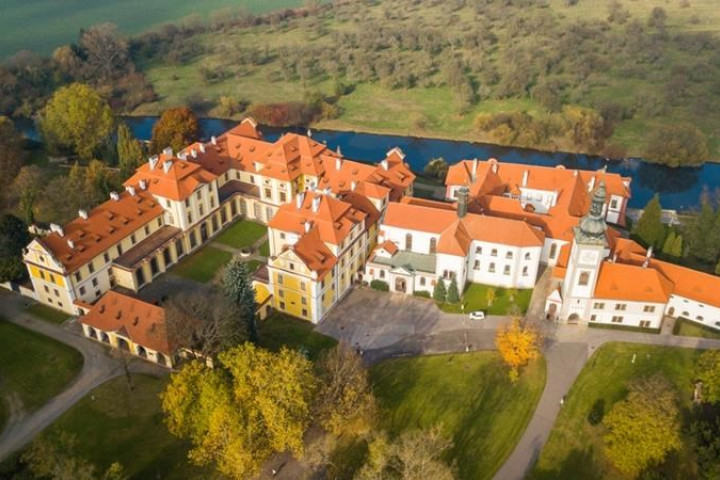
381;159;389;170
612;253;618;263
312;195;321;213
457;186;469;218
522;170;529;187
304;220;312;233
307;128;313;138
110;192;120;201
351;180;357;191
588;176;596;192
191;149;197;158
148;155;159;170
78;209;88;220
139;179;148;191
163;160;173;174
574;169;579;177
647;246;653;259
296;192;305;209
126;186;136;196
489;158;498;174
50;223;64;237
178;152;188;161
211;136;217;145
163;147;173;157
336;157;342;170
472;158;478;176
199;144;206;154
337;146;342;156
67;239;75;250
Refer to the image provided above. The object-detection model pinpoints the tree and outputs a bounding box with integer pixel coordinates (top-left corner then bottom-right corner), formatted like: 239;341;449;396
79;23;130;80
687;196;718;263
495;317;540;382
446;277;460;304
11;165;44;224
603;375;681;477
354;428;455;480
632;195;665;249
117;123;144;179
716;258;720;276
0;116;24;201
315;342;376;436
0;214;30;283
647;7;667;29
433;279;447;303
150;107;199;154
690;413;720;480
39;83;114;159
696;350;720;404
645;123;709;167
223;257;258;344
162;344;317;480
661;230;684;259
424;157;449;180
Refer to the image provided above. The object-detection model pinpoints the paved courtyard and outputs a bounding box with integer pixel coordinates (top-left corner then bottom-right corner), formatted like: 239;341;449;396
317;288;511;363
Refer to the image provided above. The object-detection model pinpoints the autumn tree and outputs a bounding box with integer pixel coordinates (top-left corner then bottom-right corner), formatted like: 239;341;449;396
150;107;199;154
696;350;720;404
632;194;665;250
315;342;376;436
0;214;30;283
0;116;25;202
117;123;144;179
495;317;540;382
11;165;44;224
79;23;130;81
223;257;258;344
603;375;682;477
39;83;114;159
161;344;317;480
433;279;447;303
41;161;116;223
645;123;709;167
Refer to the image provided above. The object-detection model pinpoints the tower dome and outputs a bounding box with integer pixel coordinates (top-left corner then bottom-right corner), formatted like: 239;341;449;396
575;182;608;245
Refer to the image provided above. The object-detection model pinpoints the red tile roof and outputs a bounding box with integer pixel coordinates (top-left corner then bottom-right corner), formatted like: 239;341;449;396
124;153;218;201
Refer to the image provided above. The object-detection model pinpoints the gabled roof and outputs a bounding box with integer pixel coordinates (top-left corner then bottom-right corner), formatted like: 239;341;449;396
124;153;217;201
80;291;174;354
290;227;337;278
36;190;164;273
594;262;674;304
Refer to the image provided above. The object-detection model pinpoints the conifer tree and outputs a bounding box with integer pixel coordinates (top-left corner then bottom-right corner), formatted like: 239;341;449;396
117;123;144;179
661;230;676;257
632;195;665;249
433;278;447;303
671;234;684;259
446;276;461;304
688;197;717;263
223;257;258;343
716;258;720;276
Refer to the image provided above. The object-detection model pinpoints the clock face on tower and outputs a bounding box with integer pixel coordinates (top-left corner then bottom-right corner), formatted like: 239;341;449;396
579;249;599;265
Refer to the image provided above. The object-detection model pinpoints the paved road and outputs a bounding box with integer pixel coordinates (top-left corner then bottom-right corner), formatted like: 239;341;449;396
0;293;164;462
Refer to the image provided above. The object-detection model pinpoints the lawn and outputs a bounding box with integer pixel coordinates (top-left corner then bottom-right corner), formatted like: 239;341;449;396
214;219;266;250
438;283;532;315
0;319;83;413
257;313;337;361
25;303;70;325
529;343;703;480
368;352;546;480
673;317;720;340
171;245;233;283
258;240;270;257
245;259;263;273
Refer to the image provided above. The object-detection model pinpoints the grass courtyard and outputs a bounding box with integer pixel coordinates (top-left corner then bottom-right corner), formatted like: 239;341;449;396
257;313;337;361
214;219;266;250
438;283;533;316
368;352;546;480
0;319;83;428
24;303;70;325
171;245;233;283
673;318;720;340
529;343;704;480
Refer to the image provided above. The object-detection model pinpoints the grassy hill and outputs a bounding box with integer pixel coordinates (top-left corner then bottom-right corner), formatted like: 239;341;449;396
0;0;302;58
135;0;720;161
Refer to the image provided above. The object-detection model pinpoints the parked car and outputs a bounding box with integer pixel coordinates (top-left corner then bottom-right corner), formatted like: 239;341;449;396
468;311;486;321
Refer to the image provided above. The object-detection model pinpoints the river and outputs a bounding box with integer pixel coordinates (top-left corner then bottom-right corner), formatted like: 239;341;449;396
18;116;720;211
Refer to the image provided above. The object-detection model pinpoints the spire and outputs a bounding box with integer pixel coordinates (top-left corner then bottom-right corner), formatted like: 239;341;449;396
575;182;608;245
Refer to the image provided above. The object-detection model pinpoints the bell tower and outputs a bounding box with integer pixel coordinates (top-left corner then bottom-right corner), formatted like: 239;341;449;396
560;182;610;322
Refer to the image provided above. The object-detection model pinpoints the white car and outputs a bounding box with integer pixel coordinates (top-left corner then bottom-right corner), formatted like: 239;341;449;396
468;311;486;321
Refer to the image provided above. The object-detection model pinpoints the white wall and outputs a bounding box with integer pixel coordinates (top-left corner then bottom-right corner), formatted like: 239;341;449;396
465;242;541;288
382;225;439;255
667;295;720;331
589;299;666;329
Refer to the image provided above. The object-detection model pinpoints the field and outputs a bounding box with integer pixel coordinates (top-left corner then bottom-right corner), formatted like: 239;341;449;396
368;352;546;480
171;245;233;283
24;303;70;325
530;343;704;480
135;0;720;161
0;0;303;58
214;219;266;249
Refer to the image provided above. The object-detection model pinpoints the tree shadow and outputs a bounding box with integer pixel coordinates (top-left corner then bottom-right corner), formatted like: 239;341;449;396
531;447;603;480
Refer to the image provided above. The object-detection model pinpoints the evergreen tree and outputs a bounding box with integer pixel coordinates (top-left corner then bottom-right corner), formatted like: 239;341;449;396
661;230;676;257
446;276;461;304
223;257;258;344
716;258;720;276
433;278;447;303
632;195;665;249
687;196;717;263
671;234;684;259
117;123;144;179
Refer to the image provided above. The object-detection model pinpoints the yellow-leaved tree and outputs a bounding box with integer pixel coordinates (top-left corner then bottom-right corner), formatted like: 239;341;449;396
161;344;317;480
495;317;539;382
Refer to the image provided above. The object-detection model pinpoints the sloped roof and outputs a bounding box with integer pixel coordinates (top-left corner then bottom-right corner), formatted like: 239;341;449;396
124;153;217;201
594;262;674;303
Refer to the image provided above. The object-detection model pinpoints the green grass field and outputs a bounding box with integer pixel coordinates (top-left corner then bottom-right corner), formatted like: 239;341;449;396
0;0;303;58
438;283;532;315
0;319;83;414
369;352;546;480
214;219;266;249
171;245;233;283
673;317;720;340
530;343;703;480
257;313;337;361
25;303;70;325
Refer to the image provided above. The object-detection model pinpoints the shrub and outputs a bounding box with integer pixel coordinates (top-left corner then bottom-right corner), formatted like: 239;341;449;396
370;280;389;292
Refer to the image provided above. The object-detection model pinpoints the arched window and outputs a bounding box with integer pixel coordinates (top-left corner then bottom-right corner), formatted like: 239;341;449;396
405;233;413;250
579;271;590;286
429;237;437;254
549;243;558;259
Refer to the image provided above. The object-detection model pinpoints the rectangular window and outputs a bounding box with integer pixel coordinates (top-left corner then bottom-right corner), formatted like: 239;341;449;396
40;270;46;280
302;308;308;317
640;320;651;328
612;316;624;323
44;285;49;293
103;252;110;263
75;272;81;282
88;262;95;273
503;265;511;275
279;290;284;298
593;302;605;309
301;297;307;305
643;305;656;313
475;247;482;255
610;199;619;209
379;270;385;279
277;274;284;285
49;274;56;283
301;282;306;291
506;251;513;259
144;225;150;235
474;260;480;270
54;289;59;297
157;218;162;227
590;315;597;321
420;277;426;286
117;244;123;256
522;266;528;276
196;191;201;199
615;304;627;311
92;278;98;287
79;286;86;295
489;263;496;273
265;188;272;199
279;301;286;310
491;249;498;257
131;234;136;245
280;192;287;203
